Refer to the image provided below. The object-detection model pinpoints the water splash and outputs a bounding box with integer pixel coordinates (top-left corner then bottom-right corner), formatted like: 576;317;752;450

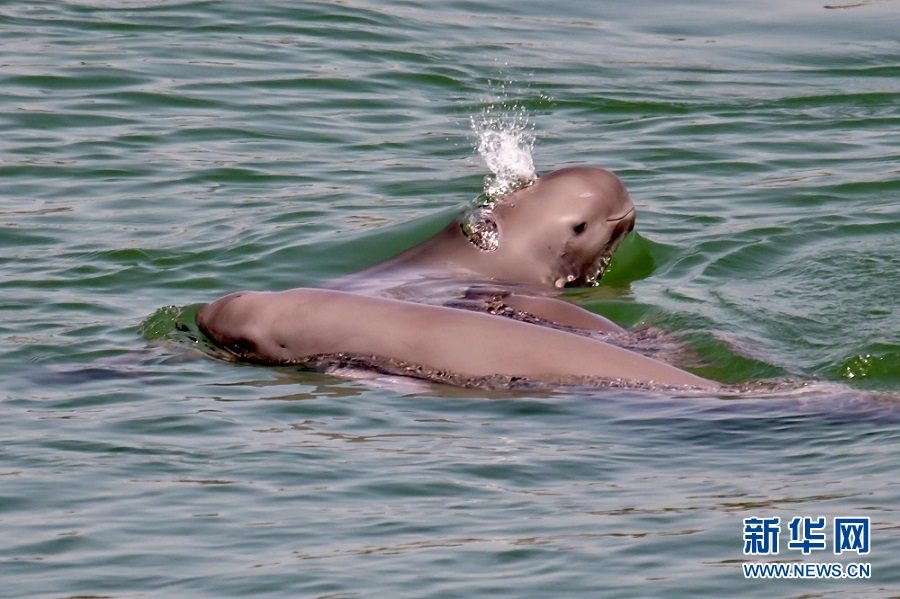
459;206;500;251
470;97;537;199
461;83;541;251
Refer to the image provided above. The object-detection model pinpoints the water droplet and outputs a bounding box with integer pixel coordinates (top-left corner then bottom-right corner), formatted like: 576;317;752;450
470;93;537;199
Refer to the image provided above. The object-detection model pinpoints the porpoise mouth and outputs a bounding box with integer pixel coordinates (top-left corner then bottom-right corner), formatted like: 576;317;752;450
556;209;636;288
556;252;613;288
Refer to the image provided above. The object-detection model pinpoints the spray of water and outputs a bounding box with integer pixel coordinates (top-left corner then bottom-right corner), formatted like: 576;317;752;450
470;98;537;200
459;83;542;252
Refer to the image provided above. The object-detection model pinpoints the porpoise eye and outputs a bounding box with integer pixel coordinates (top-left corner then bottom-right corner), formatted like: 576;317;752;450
573;222;587;235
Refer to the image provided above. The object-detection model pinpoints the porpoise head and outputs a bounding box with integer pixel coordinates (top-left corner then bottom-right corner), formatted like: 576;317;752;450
460;166;636;288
